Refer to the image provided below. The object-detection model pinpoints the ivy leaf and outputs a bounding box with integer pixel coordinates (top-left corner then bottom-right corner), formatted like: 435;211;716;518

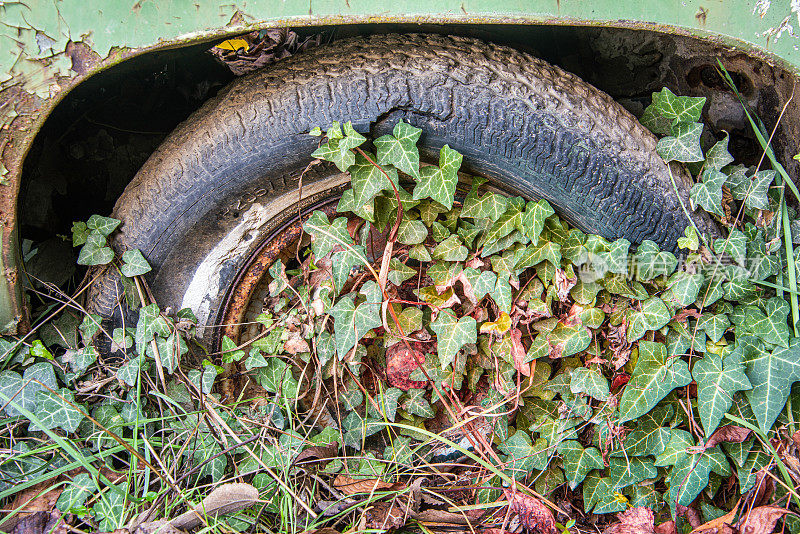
331;293;382;359
569;367;609;401
689;169;726;217
0;363;57;417
714;229;747;264
396;219;428;245
303;211;353;259
461;178;508;220
634;240;677;281
33;388;84;433
627;297;671;342
71;221;89;247
619;341;692;422
522;199;555;245
77;231;114;266
725;164;750;199
500;431;548;476
746;297;790;348
558;440;604;488
640;87;706;135
516;241;562;270
662;271;704;307
583;474;626;514
56;473;96;512
255;357;298;397
704;134;734;170
697;313;731;343
741;336;800;432
481;203;524;246
657;122;704;163
374;120;422;179
86;214;121;237
609;456;657;489
667;454;714;513
654;428;694;467
677;226;700;251
432;310;476;370
693;351;751;436
387;258;416;286
332;245;367;293
403;388;434;418
412;145;462;209
743;170;774;210
490;277;513;314
93;485;126;532
311;122;366;171
432;235;468;262
349;150;400;208
120;249;151;277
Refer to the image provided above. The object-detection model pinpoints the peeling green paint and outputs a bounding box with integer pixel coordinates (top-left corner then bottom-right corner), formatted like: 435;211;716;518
2;0;800;334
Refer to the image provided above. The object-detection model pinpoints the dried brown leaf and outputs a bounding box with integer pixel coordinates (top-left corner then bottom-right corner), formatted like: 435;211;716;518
554;268;577;303
333;475;397;495
690;500;738;534
9;510;66;534
510;328;531;377
654;521;677;534
603;506;655;534
503;489;557;534
735;505;789;534
284;332;310;354
294;442;339;466
365;496;410;531
705;426;751;449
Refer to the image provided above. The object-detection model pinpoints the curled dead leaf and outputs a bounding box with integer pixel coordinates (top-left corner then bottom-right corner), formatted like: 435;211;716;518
333;475;398;495
365;496;410;531
690;500;738;534
705;426;751;449
284;332;310;354
554;268;577;303
503;489;557;534
735;505;789;534
510;327;531;377
603;506;655;534
294;442;339;466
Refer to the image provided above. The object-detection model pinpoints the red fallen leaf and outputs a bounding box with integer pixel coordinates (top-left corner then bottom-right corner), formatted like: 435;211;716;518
510;328;531;377
672;309;702;323
548;341;566;359
603;506;655;534
386;344;427;391
503;489;557;534
554;268;577;303
611;373;630;391
705;425;751;449
284;332;310;354
654;521;677;534
563;304;585;327
735;505;789;534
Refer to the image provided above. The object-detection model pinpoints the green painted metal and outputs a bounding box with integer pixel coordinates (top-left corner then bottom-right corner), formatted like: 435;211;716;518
1;0;800;333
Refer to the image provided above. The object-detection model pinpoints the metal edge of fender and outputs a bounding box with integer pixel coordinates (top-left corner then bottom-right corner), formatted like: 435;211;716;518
2;0;800;334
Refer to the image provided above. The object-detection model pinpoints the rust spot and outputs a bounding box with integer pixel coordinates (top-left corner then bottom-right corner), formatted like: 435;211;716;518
695;7;708;26
218;202;337;347
65;41;101;76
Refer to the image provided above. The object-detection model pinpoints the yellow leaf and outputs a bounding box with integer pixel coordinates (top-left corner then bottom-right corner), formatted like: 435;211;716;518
215;38;249;52
480;312;511;335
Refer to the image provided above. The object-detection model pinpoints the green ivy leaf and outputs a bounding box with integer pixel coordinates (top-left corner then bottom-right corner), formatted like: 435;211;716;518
654;428;694;467
558;440;604;488
640;87;706;135
0;363;57;417
71;221;89;247
403;388;434;418
522;199;555;245
77;231;114;266
583;473;626;514
331;245;367;294
331;292;382;359
627;297;671;342
56;473;96;512
490;277;513;314
740;336;800;432
412;145;462;209
481;203;524;246
374;120;422;179
500;430;548;477
689;169;726;217
714;229;747;264
120;249;152;277
461;178;508;220
657;121;704;163
634;240;677;281
547;324;592;359
93;485;126;532
303;211;353;259
745;297;790;348
387;258;416;286
609;456;657;489
662;271;704;307
697;313;731;343
311;122;366;171
432;310;476;370
743;170;774;210
86;214;121;237
515;240;562;270
349;150;400;208
619;341;691;422
432;235;468;262
33;388;84;432
677;226;699;251
569;367;609;401
704;134;734;170
116;358;140;386
693;351;751;436
396;219;428;245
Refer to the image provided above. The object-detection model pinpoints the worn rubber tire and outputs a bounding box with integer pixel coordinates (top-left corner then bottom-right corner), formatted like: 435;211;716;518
89;33;715;342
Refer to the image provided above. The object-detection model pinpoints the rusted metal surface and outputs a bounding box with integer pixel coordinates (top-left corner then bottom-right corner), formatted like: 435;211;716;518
218;201;337;349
